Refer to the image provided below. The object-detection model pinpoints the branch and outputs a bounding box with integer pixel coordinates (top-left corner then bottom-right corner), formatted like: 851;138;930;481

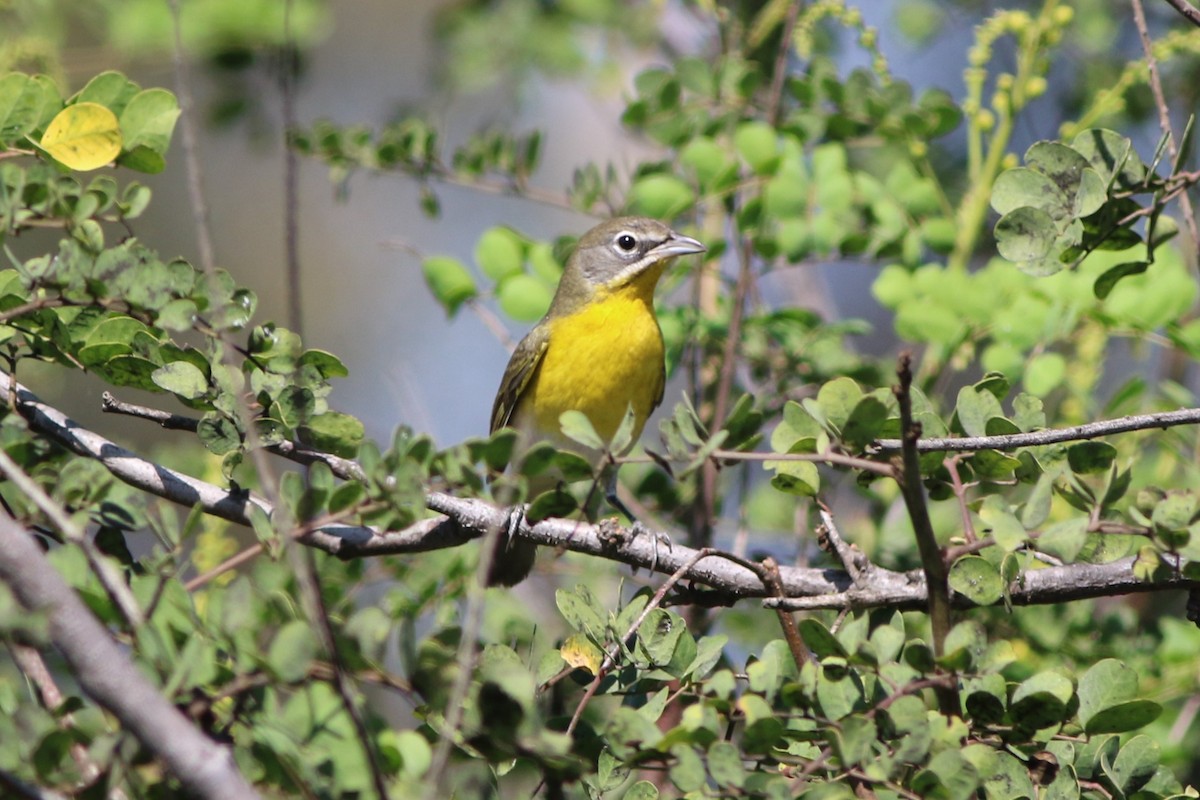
892;355;952;657
1162;0;1200;26
0;446;144;628
873;406;1200;452
1132;0;1200;248
101;391;365;480
765;553;1195;611
8;370;1198;610
0;511;259;799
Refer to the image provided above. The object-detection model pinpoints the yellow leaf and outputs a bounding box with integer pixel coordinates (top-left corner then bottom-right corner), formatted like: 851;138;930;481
40;102;122;171
560;633;603;675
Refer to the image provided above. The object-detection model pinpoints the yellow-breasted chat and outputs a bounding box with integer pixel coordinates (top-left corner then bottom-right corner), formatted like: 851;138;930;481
486;216;706;586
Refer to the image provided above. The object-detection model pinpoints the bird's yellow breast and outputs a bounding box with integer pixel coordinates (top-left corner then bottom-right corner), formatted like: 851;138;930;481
518;266;667;448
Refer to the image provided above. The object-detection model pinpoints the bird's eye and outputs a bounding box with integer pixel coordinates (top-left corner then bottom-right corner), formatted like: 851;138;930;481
616;233;637;252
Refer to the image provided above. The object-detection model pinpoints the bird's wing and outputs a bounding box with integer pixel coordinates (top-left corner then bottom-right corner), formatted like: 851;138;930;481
652;360;665;413
490;325;551;434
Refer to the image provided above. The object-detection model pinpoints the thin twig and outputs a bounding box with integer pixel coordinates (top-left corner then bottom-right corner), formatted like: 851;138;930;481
0;297;64;324
945;455;978;543
0;769;67;800
762;557;809;671
695;236;757;550
708;448;893;476
102;391;200;430
1131;0;1199;248
873;406;1200;452
166;0;216;272
0;447;143;627
298;550;391;800
892;355;951;661
102;392;364;480
0;511;259;799
421;511;511;800
8;644;103;789
1163;0;1200;26
815;504;867;586
765;1;803;126
566;547;720;736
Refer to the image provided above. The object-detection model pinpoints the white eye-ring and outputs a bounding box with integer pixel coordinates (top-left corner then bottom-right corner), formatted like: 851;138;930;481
615;233;638;252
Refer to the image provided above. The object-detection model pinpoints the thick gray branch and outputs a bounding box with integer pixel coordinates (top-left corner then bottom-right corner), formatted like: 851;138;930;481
5;370;1195;610
0;511;259;799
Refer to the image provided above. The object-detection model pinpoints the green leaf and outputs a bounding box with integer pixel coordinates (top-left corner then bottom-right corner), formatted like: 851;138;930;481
995;206;1057;265
197;413;241;455
1022;471;1055;528
816;667;862;721
74;70;140;116
627;174;694;218
151;361;208;399
497;273;553;322
611;404;637;455
118;88;180;158
955;385;1003;438
978;497;1027;551
0;73;49;141
474;227;525;282
990;167;1068;216
297;412;365;458
555;585;605;636
157;298;198;331
707;740;745;788
606;707;663;754
1107;734;1159;794
1072;128;1144;189
297;349;349;379
948;556;1003;605
912;749;979;800
771;400;822;453
1066;441;1117;474
765;458;819;496
1024;139;1090;180
841;396;888;450
1094;260;1150;300
421;256;476;315
558;410;604;451
681;136;737;191
732;121;779;174
668;744;705;792
267;620;319;683
797;619;848;659
621;780;659;800
1010;671;1074;729
1078;658;1162;734
815;377;862;431
1012;393;1045;431
1024;352;1066;395
684;634;726;680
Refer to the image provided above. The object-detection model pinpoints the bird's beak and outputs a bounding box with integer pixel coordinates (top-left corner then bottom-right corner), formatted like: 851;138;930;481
652;232;706;259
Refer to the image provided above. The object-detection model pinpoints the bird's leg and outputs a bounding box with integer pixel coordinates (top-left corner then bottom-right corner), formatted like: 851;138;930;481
603;466;671;574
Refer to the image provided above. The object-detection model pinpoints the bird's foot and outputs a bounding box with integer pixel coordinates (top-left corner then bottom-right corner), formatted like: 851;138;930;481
629;521;672;574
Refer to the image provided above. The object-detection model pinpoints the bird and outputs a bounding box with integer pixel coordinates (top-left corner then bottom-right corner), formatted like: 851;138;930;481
486;216;706;586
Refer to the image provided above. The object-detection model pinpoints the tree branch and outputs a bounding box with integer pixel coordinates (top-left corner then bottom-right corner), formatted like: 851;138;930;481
7;370;1197;611
1131;0;1199;249
873;406;1200;452
0;510;259;799
892;355;952;658
1162;0;1200;26
101;391;365;480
